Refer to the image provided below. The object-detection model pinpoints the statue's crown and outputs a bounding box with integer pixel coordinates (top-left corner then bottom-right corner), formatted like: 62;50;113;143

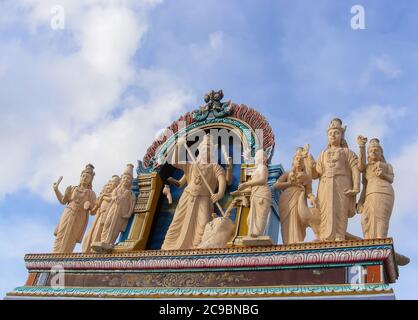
327;118;346;133
122;164;134;178
369;138;381;148
82;164;95;176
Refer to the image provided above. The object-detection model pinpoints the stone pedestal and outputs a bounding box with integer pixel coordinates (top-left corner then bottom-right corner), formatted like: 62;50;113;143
6;239;398;300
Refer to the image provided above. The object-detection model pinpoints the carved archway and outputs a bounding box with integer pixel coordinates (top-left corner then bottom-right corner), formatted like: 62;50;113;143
115;91;283;252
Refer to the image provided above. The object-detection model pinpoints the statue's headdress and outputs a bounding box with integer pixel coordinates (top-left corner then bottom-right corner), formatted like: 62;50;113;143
327;118;348;148
82;163;95;176
368;138;386;162
327;118;346;134
81;164;95;189
255;149;268;165
198;134;218;163
122;164;134;178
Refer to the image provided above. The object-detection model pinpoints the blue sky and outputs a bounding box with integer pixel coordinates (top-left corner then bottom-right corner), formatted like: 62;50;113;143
0;0;417;299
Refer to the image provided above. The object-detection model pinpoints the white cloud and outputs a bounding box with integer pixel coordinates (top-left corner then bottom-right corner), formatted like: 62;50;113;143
0;0;196;201
0;215;55;296
372;54;402;79
360;54;403;87
390;141;418;220
345;105;407;147
190;31;224;67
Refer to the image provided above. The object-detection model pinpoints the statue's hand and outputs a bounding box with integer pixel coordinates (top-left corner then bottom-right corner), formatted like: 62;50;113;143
211;193;223;203
303;144;310;157
357;135;368;147
308;194;318;208
53;176;63;191
307;155;316;169
344;189;360;197
84;201;91;211
237;182;249;191
356;203;364;214
167;177;180;188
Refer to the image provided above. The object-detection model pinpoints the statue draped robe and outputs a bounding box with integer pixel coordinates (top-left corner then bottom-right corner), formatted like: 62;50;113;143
82;193;113;253
278;183;308;244
316;147;358;240
53;186;96;253
161;163;225;250
100;187;136;246
361;163;394;239
247;167;272;237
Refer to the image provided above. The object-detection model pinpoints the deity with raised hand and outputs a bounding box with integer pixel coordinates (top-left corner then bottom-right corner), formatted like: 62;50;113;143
357;137;394;239
52;164;97;253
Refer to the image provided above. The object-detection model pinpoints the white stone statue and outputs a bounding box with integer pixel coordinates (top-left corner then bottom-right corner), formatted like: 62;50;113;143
357;137;395;239
82;175;120;253
197;213;235;249
274;145;320;244
92;164;136;252
308;118;361;241
52;164;97;253
161;134;226;250
237;149;272;238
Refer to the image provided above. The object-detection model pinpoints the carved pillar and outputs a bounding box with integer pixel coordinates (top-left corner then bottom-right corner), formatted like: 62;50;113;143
113;172;163;252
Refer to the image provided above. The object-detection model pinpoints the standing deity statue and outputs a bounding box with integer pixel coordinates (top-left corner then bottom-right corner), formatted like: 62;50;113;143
274;145;320;244
52;164;97;253
357;137;395;239
237;149;272;237
81;175;121;253
92;164;136;252
308;118;361;241
161;134;226;250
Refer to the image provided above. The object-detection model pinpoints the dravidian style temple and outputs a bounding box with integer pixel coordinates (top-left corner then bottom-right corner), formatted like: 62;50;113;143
6;91;410;300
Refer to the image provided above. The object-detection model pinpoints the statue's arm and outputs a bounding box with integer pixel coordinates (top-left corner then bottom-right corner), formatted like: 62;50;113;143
53;176;68;204
54;187;65;204
217;174;227;198
167;175;187;188
88;191;97;214
380;163;395;184
225;158;233;186
357;176;367;213
308;154;320;179
128;193;136;218
273;172;290;190
245;166;269;187
211;173;226;203
55;185;71;205
357;136;368;173
349;151;361;194
351;165;361;193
